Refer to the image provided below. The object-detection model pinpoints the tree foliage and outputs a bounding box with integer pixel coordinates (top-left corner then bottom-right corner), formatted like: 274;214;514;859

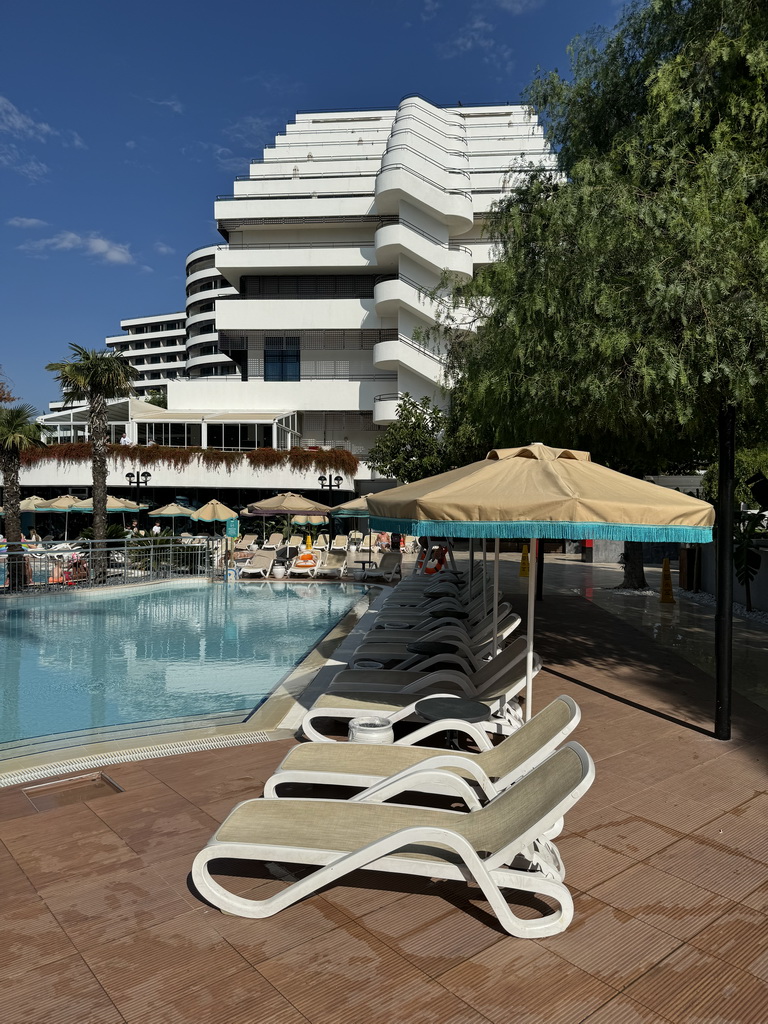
0;404;49;590
366;395;451;483
46;345;139;560
442;0;768;470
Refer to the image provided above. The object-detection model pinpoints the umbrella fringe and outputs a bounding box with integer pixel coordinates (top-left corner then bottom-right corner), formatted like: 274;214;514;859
368;517;712;544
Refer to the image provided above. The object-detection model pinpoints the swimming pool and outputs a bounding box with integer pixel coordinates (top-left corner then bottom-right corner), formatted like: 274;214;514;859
0;580;365;744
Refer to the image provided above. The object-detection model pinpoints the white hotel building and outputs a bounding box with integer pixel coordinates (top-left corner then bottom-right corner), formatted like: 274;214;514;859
33;96;555;504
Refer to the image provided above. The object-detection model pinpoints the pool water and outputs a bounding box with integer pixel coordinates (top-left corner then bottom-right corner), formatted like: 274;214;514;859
0;581;365;744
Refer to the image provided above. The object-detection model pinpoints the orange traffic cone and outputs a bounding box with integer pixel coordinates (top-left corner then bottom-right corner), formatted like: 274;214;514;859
519;544;530;578
659;557;675;604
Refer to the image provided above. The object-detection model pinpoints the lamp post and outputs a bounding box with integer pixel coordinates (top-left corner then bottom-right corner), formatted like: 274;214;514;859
125;470;152;523
318;474;343;496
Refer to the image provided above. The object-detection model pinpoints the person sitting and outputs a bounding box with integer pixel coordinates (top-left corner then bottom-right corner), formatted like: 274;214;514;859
376;531;390;551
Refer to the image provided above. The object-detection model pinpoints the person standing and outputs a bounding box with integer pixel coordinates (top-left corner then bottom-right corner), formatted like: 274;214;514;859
151;521;161;536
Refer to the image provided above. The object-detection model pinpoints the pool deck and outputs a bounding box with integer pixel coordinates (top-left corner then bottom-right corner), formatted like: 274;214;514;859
0;556;767;1022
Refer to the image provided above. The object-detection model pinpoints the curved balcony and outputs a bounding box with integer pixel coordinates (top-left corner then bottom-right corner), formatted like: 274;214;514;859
373;275;439;321
216;242;376;288
372;336;444;385
374;221;472;281
372;393;403;425
374;163;472;230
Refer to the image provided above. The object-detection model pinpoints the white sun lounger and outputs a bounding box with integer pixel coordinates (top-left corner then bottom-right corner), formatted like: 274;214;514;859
192;742;594;938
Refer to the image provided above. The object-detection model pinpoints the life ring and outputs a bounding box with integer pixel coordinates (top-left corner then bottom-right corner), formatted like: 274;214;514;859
424;546;448;574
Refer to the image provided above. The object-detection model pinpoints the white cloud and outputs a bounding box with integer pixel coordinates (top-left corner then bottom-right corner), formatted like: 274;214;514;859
422;0;440;20
0;95;84;178
223;115;273;148
19;231;135;265
154;241;175;255
7;216;48;228
440;12;516;74
493;0;546;12
149;97;184;115
126;139;137;149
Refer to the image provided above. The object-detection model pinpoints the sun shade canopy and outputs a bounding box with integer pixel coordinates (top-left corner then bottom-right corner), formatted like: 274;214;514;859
242;492;331;516
368;444;714;543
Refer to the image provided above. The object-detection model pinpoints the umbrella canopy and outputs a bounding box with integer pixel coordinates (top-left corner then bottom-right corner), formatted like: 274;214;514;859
242;492;332;516
74;495;146;513
191;499;239;522
19;495;46;512
332;495;370;518
291;514;327;527
151;502;196;517
368;445;714;543
36;495;88;512
368;444;715;720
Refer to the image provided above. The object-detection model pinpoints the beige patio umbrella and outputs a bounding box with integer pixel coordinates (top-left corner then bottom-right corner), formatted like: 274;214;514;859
36;494;91;540
368;444;715;718
332;495;369;517
241;492;332;516
74;495;146;512
150;502;196;534
191;499;239;524
19;495;46;512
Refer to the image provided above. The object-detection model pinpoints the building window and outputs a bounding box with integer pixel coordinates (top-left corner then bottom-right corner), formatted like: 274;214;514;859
264;337;300;381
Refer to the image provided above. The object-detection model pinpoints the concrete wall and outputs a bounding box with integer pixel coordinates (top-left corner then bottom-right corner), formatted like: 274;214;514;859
698;540;768;613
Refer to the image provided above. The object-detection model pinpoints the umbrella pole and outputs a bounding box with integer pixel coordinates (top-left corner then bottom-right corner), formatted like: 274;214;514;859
524;537;537;721
482;540;488;617
469;538;474;589
493;538;500;653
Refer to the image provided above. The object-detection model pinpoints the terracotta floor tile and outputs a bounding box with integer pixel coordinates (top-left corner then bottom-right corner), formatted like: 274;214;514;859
43;863;195;952
439;937;616;1024
0;838;37;904
198;879;353;964
129;965;309;1024
0;788;38;822
652;760;764;812
312;866;435;918
83;913;250;1021
1;806;143;895
359;883;510;978
648;835;768;902
556;834;639;892
536;892;682;988
580;992;680;1023
576;806;683;860
0;952;124;1023
689;905;768;983
625;944;768;1023
691;806;768;866
590;862;733;940
743;880;768;912
615;785;720;834
257;921;491;1024
0;896;78;978
89;790;219;858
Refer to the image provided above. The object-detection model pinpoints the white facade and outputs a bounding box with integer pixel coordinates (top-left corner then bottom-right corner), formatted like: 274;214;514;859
35;97;555;498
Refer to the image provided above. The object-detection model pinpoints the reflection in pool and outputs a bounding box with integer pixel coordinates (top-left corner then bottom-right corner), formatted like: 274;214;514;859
0;581;365;744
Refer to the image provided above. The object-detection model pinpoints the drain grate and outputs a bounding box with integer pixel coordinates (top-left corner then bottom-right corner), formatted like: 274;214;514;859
0;730;272;789
23;771;123;811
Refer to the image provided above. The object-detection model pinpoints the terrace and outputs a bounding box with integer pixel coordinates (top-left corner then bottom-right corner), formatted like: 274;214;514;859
0;555;766;1022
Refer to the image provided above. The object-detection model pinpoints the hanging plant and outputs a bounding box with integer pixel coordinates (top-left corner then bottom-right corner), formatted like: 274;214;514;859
22;441;358;477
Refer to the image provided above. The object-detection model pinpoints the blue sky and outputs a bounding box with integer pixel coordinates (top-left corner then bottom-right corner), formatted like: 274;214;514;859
2;0;621;412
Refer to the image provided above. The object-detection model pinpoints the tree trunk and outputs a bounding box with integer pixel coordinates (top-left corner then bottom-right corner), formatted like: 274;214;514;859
621;541;648;589
715;403;735;741
90;396;109;582
1;453;27;591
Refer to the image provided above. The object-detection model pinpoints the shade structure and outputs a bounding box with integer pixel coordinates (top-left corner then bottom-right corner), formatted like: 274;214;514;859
73;495;146;513
368;445;714;543
190;499;239;523
242;492;332;517
291;514;327;527
152;502;196;518
19;495;46;512
35;494;90;540
368;444;715;720
332;495;370;519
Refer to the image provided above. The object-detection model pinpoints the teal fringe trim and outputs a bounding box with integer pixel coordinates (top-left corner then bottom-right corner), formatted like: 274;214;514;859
368;517;713;544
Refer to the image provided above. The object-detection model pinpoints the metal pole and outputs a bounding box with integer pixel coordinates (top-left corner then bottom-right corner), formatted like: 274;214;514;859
536;538;545;601
524;538;537;721
493;538;500;653
715;404;735;740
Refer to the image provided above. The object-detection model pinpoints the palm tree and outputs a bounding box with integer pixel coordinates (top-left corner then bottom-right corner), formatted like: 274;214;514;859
0;404;49;590
46;345;138;577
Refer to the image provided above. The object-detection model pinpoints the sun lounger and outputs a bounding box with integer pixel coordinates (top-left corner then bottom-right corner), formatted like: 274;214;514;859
235;534;258;551
192;741;594;937
302;639;539;742
270;695;580;807
330;534;349;552
238;551;274;579
313;532;330;550
314;551;347;578
288;551;319;577
362;552;402;582
261;533;284;550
